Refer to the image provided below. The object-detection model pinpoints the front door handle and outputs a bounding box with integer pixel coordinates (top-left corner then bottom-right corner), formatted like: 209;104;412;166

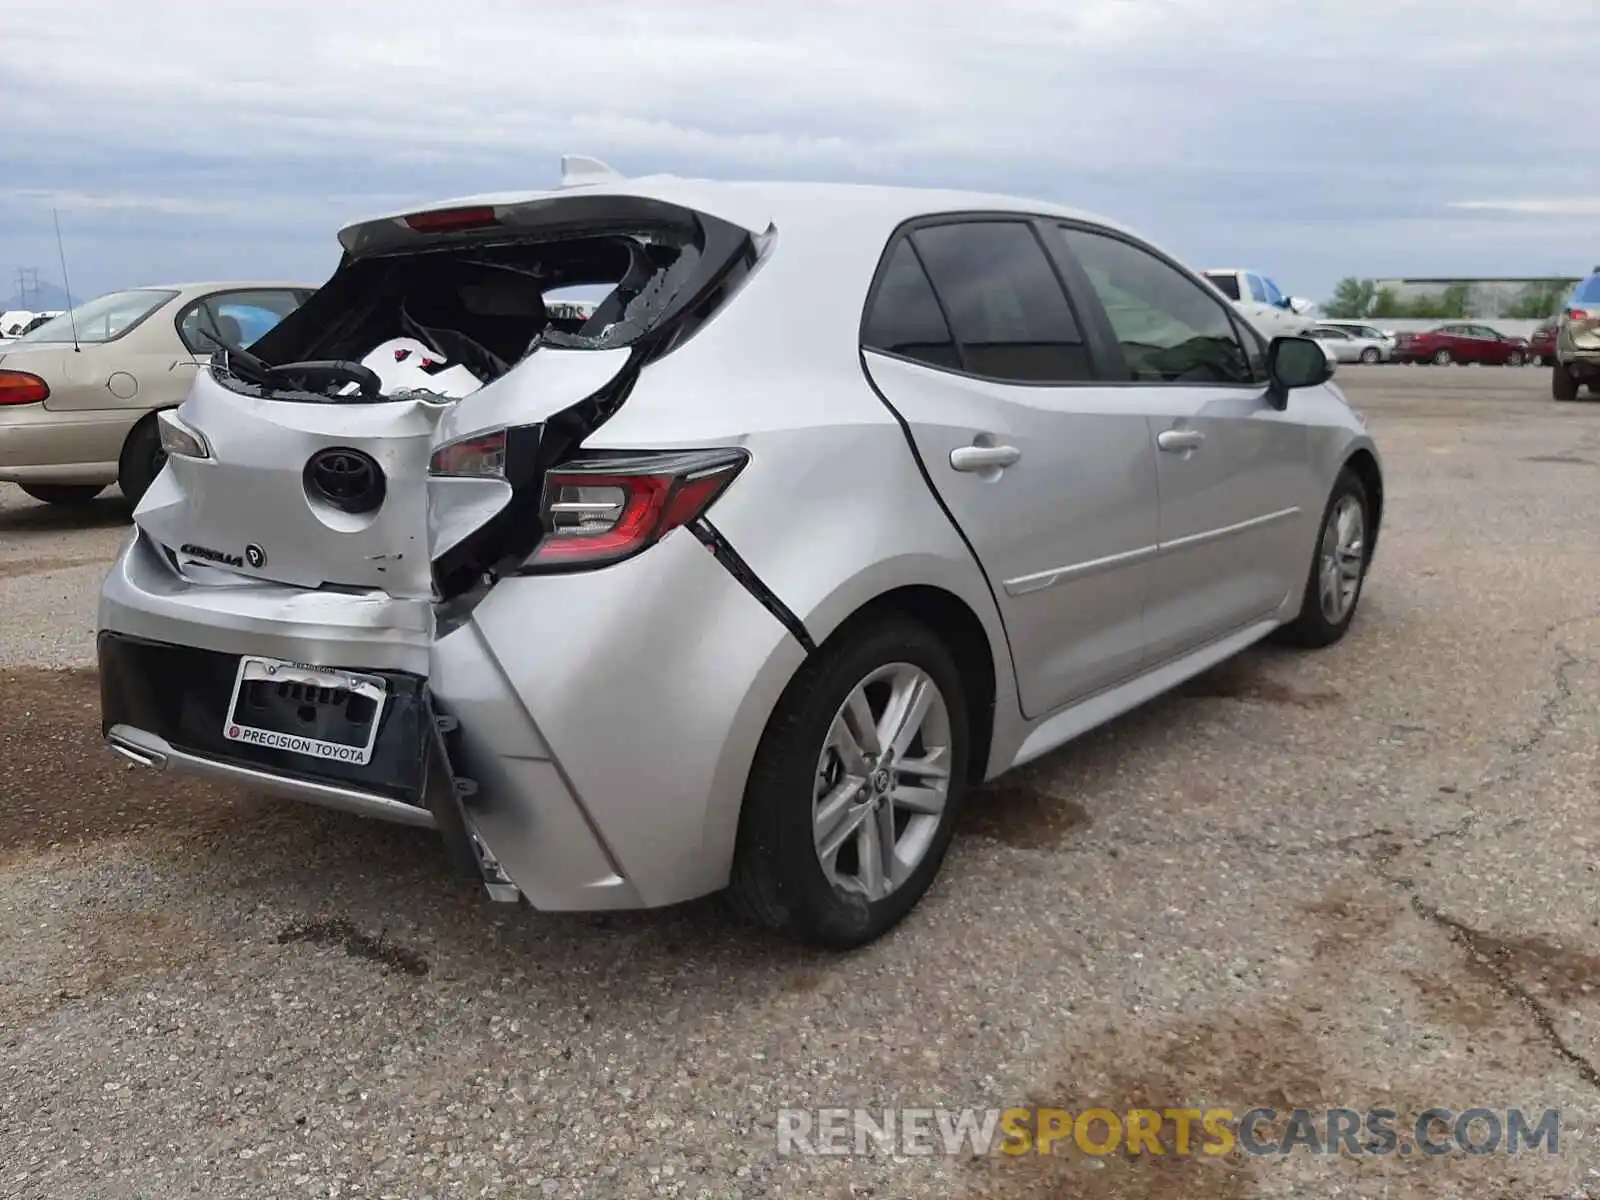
950;444;1022;472
1156;428;1205;453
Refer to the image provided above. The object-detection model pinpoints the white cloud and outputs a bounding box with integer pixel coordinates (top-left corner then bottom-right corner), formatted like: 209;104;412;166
1448;199;1600;217
1;0;1596;298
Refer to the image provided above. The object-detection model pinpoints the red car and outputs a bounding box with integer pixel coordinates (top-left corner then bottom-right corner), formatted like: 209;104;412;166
1529;318;1558;366
1393;323;1531;366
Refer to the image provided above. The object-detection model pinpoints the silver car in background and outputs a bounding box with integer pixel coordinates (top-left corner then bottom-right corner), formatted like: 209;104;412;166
97;163;1383;948
1310;323;1392;364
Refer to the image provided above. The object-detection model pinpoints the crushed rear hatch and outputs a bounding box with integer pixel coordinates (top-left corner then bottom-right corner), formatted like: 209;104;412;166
133;188;766;603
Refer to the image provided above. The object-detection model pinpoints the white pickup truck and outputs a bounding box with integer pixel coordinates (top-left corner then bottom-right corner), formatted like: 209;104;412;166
1202;269;1318;339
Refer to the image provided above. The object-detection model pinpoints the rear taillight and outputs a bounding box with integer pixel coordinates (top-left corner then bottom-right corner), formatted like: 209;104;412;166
156;409;211;459
404;206;499;233
525;448;748;571
429;429;508;478
0;370;49;405
1569;308;1590;321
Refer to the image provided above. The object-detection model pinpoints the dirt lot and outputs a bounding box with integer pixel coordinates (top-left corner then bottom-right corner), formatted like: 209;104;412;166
2;364;1598;1199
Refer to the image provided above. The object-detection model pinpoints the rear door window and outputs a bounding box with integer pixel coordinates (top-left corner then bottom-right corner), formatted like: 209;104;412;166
1246;274;1270;303
861;240;960;370
1052;225;1260;385
905;220;1092;383
180;289;306;354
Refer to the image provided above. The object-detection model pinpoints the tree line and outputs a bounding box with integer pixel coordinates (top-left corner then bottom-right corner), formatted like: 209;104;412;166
1323;277;1577;321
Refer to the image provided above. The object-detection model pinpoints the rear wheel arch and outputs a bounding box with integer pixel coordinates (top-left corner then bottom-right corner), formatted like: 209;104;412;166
117;407;169;504
806;584;997;785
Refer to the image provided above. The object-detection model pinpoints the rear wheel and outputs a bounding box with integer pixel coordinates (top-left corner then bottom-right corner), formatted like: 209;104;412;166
18;483;105;506
1507;350;1524;367
1359;347;1380;364
1276;468;1371;649
117;414;167;506
1553;361;1580;401
1432;348;1453;365
725;615;970;949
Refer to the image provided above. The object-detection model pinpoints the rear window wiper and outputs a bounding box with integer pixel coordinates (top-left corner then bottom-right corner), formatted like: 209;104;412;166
201;333;275;388
203;335;382;402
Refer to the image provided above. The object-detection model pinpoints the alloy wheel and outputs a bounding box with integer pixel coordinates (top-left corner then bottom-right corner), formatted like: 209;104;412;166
1318;494;1365;624
812;663;952;902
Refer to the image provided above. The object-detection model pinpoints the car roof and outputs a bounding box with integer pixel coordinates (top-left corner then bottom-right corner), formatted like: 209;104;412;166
338;175;1144;252
125;281;318;294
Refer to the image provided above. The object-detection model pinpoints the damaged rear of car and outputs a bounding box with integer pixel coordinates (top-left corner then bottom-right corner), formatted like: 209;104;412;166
98;178;783;910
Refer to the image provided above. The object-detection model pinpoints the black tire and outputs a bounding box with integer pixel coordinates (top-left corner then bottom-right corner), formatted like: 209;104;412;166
1360;347;1380;364
1553;361;1580;401
117;414;167;505
724;614;971;949
1506;351;1524;367
18;483;105;506
1432;348;1453;366
1275;468;1372;650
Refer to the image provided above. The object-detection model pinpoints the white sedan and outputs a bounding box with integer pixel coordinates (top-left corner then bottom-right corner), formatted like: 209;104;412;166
1310;324;1390;364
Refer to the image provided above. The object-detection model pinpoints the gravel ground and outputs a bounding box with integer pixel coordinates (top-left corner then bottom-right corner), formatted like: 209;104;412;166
2;364;1599;1199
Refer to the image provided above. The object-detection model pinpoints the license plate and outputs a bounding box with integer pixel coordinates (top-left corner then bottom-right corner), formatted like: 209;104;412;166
222;656;388;766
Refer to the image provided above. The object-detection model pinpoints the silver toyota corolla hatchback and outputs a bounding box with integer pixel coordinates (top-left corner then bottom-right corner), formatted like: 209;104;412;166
98;160;1382;948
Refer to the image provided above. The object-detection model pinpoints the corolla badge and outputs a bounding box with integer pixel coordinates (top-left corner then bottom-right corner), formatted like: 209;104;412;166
179;542;243;568
179;542;267;570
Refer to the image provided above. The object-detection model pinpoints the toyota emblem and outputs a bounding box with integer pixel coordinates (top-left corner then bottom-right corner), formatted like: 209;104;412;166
304;447;386;514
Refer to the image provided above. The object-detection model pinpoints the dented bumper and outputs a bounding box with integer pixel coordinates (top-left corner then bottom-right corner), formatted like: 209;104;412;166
95;520;804;913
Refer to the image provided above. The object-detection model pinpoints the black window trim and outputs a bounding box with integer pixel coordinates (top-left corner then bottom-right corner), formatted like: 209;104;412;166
1045;218;1272;391
173;286;309;356
858;209;1113;389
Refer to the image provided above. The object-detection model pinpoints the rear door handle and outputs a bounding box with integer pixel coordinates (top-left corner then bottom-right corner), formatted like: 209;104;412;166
950;444;1022;472
1156;429;1205;453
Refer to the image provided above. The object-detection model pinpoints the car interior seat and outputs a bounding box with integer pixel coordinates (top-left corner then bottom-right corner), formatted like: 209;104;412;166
214;314;245;349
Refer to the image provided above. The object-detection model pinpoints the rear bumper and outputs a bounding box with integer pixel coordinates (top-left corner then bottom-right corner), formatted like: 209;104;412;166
96;521;806;912
1559;350;1600;377
98;630;434;808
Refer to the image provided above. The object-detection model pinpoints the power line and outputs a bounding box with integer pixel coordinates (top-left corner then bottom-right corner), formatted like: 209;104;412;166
12;267;42;309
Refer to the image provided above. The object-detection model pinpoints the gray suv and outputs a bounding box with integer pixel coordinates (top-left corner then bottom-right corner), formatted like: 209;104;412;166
1553;270;1600;400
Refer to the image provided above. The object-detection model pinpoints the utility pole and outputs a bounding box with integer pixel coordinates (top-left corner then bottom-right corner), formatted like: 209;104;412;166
13;267;41;309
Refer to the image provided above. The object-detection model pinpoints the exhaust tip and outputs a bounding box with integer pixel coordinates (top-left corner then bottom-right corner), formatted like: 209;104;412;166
108;736;167;770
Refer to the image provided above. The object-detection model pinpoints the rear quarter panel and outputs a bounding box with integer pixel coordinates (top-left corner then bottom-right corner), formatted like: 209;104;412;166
41;297;193;415
577;213;1023;772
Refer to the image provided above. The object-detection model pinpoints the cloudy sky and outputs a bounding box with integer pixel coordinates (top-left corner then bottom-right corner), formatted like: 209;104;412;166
2;0;1596;305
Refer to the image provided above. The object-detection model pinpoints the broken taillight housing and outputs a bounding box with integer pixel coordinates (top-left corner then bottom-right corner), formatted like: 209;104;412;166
429;429;508;478
525;448;749;571
156;409;211;459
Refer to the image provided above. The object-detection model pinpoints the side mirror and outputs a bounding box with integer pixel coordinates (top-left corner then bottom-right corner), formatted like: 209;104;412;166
1265;335;1332;408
